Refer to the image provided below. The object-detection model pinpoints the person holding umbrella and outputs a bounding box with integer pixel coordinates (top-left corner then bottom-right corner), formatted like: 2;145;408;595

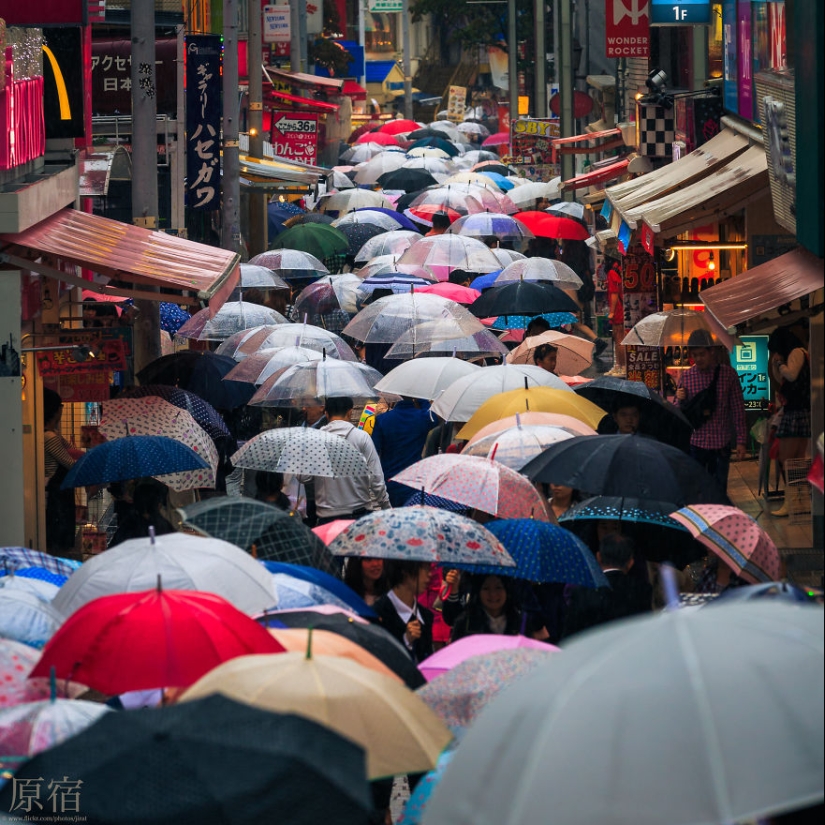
424;211;451;237
43;389;79;557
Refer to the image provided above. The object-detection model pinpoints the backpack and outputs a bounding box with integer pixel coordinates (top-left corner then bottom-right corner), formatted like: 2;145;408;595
680;366;720;430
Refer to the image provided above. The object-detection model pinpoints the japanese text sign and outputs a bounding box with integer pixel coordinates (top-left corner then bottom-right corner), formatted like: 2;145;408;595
605;0;650;58
270;110;319;165
37;338;126;377
732;335;769;411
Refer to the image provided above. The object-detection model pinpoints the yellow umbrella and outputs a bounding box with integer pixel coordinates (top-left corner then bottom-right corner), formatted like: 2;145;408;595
457;387;605;441
179;652;452;779
268;628;402;684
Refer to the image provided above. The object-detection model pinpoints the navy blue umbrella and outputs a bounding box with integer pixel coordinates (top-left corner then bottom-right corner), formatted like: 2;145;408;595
352;207;421;232
159;302;192;335
61;436;209;488
407;137;460;157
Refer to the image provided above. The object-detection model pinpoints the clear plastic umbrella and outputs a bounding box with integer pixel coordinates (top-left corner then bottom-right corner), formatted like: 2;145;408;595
236;323;357;361
458;149;501;165
448;213;534;242
374;357;481;400
442;172;500;191
248;249;329;278
546;201;586;221
408;185;491;215
354;230;421;263
494;257;583;290
396;235;502;276
225;346;324;385
343;293;484;344
506;180;562;208
385;325;508;360
319;189;394;216
428;121;462;139
461;424;578;471
340;142;395;163
235;263;290;291
332;211;403;232
249;357;384;407
621;308;722;349
357;273;435;300
0;589;64;649
352;152;408;185
456;122;490;138
492;248;527;267
215;325;280;360
465;189;518;215
175;302;287;342
401;157;452;179
291;275;361;329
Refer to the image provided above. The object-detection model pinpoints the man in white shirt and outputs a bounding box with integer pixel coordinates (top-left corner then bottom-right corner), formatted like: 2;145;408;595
301;396;391;524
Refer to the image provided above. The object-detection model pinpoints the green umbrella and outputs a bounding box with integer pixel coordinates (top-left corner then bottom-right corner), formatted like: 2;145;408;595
271;223;349;259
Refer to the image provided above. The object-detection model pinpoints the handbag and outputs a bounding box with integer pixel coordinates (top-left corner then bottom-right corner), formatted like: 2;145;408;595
680;366;720;430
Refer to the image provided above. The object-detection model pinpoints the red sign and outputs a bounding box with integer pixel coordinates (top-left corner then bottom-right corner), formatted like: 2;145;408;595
639;223;655;256
43;373;113;403
0;76;46;171
37;339;127;377
269;110;319;164
622;243;657;329
605;0;650;58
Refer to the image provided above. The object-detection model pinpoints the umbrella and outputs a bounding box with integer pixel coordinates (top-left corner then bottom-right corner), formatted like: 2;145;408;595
248;248;329;279
0;699;111;771
181;652;451;781
352;151;408;185
270;222;349;259
136;351;255;409
179;497;336;574
259;610;425;689
515;211;590;240
407;127;448;141
398;751;457;825
374;357;481;401
0;589;63;648
408;137;460;156
670;505;782;583
396;234;503;276
355;205;421;232
285;212;338;227
443;172;501;191
466;189;519;215
478;170;515;191
448;212;534;242
488;310;579;331
414;282;481;304
159;302;192;335
621;307;723;349
379;118;421;135
328;507;515;568
456;121;490;138
406;185;488;216
547;201;587;221
312;519;354;545
456;519;609;587
377;167;440;191
357;272;435;298
234;263;290;291
52;532;277;618
224;345;324;385
471;161;515;174
348;120;382;142
418;648;555;734
407;146;452;159
354;229;421;262
355;130;401;146
60;436;209;489
422;603;824;825
341;141;398;163
235;323;357;361
294;273;361;317
249;357;383;407
0;575;59;602
0;639;81;709
573;376;693;448
465;412;598;446
385;324;509;361
230;428;369;478
430;364;571;423
495;256;583;290
265;571;357;613
460;149;501;164
405;203;462;228
391;456;550;520
506;330;594;376
456;387;607;440
468;281;580;320
0;694;372;825
481;132;510;147
32;588;284;693
402;156;452;178
461;423;577;471
0;548;79;578
175;302;287;342
521;434;728;505
333;209;407;232
337;221;386;255
320;189;394;216
505;180;562;208
491;247;527;267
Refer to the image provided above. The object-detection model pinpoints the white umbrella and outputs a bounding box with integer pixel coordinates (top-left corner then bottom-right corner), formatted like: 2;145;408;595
401;157;453;179
352;152;408;185
506;180;562;208
52;533;277;617
319;189;394;216
396;235;502;276
492;248;527;267
340;142;396;163
431;364;572;422
461;423;578;471
233;264;290;291
457;121;490;138
406;146;452;159
495;257;583;290
374;357;481;401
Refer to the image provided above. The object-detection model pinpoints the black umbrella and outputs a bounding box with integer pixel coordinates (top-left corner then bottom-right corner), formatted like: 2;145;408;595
0;695;372;825
136;351;255;410
407;137;460;157
259;610;426;689
377;167;440;192
407;127;447;141
575;376;692;450
338;221;387;255
394;188;432;215
468;281;580;319
521;434;728;506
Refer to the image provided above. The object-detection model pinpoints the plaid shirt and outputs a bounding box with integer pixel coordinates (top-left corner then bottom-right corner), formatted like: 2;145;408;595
676;364;747;450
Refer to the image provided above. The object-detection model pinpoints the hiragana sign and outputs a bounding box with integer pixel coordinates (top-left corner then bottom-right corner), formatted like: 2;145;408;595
270;111;319;165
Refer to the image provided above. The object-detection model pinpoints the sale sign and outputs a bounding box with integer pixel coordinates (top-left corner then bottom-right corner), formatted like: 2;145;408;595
269;110;319;165
605;0;650;58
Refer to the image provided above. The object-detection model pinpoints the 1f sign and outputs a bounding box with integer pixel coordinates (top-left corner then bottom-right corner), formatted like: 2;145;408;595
606;0;650;58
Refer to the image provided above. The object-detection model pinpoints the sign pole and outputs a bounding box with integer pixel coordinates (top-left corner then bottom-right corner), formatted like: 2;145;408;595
222;0;243;255
248;0;268;257
401;0;413;120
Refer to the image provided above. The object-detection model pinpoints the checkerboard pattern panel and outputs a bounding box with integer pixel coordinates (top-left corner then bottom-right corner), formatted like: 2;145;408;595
636;103;676;158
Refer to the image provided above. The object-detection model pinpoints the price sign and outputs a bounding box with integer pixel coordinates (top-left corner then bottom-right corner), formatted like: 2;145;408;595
270;111;319;165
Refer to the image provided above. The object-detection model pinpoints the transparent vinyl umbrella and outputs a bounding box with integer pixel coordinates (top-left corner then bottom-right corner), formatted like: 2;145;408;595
621;308;726;349
235;323;358;361
224;346;324;385
396;235;502;277
248;249;329;278
494;257;583;291
385;324;508;361
461;424;578;471
354;230;421;263
175;302;287;342
320;189;394;216
448;213;534;242
352;152;408;185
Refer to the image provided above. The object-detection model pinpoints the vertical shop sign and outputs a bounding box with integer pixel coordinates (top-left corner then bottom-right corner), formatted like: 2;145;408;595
768;1;785;68
622;242;657;329
731;335;769;411
736;0;753;120
605;0;650;58
722;0;738;114
185;35;222;211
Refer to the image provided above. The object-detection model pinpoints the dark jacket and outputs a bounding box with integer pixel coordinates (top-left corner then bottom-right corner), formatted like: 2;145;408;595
450;603;529;641
373;594;434;663
562;570;652;640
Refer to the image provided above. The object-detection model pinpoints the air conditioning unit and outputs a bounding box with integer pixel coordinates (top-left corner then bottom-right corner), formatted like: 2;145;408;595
754;68;796;235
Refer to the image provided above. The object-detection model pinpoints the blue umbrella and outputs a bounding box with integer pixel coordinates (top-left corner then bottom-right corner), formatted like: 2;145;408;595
398;749;456;825
266;572;356;612
352;207;421;232
0;548;80;577
159;303;192;335
478;171;515;191
710;582;818;605
455;519;609;588
259;561;375;618
402;492;468;514
0;567;68;587
469;270;503;291
61;436;209;488
489;311;578;330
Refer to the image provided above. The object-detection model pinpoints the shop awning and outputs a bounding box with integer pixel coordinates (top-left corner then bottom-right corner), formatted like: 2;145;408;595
263;88;340;112
701;247;824;329
560;158;630;192
238;153;331;187
342;80;368;100
0;209;239;312
265;68;344;91
606;129;750;227
634;145;769;237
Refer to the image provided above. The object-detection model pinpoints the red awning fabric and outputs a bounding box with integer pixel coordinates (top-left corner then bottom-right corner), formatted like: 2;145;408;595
701;247;824;329
264;89;340;112
265;68;344;90
342;80;368;100
0;209;240;313
560;158;630;191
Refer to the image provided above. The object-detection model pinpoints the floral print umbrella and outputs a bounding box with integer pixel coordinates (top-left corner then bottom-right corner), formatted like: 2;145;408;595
327;507;515;568
0;639;81;710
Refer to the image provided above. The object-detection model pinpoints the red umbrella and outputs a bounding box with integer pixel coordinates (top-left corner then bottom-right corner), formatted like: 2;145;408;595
481;132;511;147
514;211;590;241
378;119;420;135
31;589;285;694
415;282;481;305
355;131;401;146
347;121;382;143
405;204;462;226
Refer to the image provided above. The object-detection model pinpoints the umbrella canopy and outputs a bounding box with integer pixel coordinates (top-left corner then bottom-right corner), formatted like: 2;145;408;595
32;588;284;693
341;141;398;163
491;247;527;267
406;185;487;216
407;146;452;159
136;351;255;409
670;505;781;584
505;180;562;208
402;156;452;177
354;229;420;262
0;639;82;708
293;273;361;317
0;548;79;578
495;256;583;290
408;136;460;156
385;324;509;361
248;248;329;278
521;434;728;505
466;190;519;215
337;220;386;255
352;151;408;184
225;345;324;385
464;412;599;446
546;201;587;221
351;206;422;231
270;222;349;259
456;387;607;439
391;455;550;520
174;301;289;341
430;364;571;423
456;519;609;587
236;324;356;362
462;423;578;471
468;280;580;320
448;212;534;242
621;307;723;349
374;357;481;400
235;263;290;291
181;652;452;780
357;272;435;298
249;358;383;407
422;603;825;825
378;118;421;135
0;694;372;825
414;282;481;304
320;189;394;216
231;428;369;478
514;211;590;240
396;235;505;277
179;497;336;573
377;167;440;192
53;532;277;617
328;507;515;567
488;311;579;331
265;576;353;616
355;130;401;146
60;436;209;489
481;132;510;147
506;330;594;376
0;589;63;648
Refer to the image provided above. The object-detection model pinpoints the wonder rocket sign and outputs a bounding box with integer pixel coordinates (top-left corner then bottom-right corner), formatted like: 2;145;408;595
605;0;650;58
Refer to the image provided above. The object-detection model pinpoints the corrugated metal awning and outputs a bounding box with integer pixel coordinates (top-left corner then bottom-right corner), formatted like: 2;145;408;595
265;68;344;90
238;154;331;186
560;158;630;192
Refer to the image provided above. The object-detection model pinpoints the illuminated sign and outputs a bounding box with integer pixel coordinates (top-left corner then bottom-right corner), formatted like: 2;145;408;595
650;0;711;24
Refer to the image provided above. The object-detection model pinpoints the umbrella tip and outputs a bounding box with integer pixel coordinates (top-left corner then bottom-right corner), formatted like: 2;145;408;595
306;626;314;660
515;412;522;429
524;376;529;391
148;525;156;545
489;442;499;462
156;574;162;593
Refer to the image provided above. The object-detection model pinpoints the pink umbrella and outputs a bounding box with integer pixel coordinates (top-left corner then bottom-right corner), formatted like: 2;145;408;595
419;634;558;682
391;454;551;521
355;131;400;146
414;283;481;305
465;412;598;447
312;519;355;546
669;505;781;584
481;132;511;147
